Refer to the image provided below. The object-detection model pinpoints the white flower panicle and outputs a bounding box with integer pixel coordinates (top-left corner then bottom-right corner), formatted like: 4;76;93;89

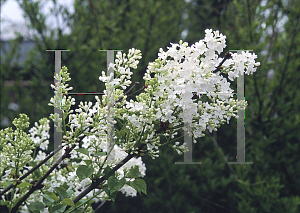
0;29;260;212
49;66;73;109
142;29;259;140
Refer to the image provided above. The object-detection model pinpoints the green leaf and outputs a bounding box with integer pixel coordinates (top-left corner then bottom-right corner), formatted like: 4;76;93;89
46;192;59;202
2;181;10;187
82;132;94;136
66;190;74;198
54;187;68;201
17;182;32;188
0;200;9;206
103;166;113;180
12;197;22;207
103;186;110;196
27;201;45;211
60;182;69;191
43;194;55;203
76;165;94;181
43;196;53;205
61;198;75;207
83;160;92;166
103;186;117;202
108;176;126;193
33;169;42;179
94;152;107;157
128;167;143;178
28;161;37;167
42;192;59;203
51;204;67;213
75;148;89;156
115;126;127;139
76;200;85;207
88;199;95;205
129;178;147;195
110;191;117;202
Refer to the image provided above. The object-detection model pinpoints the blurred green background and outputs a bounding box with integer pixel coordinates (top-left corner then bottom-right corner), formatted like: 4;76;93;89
1;0;300;212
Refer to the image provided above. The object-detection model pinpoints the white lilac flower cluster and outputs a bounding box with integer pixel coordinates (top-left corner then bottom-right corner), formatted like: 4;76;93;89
48;66;76;133
49;66;74;109
96;29;260;157
141;29;260;141
1;29;260;212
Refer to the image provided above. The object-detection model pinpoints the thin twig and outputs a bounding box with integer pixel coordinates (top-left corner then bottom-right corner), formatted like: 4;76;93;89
126;84;148;98
65;144;146;212
196;195;229;211
212;51;232;73
125;82;140;96
11;144;76;213
107;83;147;111
113;82;141;105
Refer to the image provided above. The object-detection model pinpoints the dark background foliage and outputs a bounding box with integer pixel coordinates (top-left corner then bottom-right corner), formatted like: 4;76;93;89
1;0;299;212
